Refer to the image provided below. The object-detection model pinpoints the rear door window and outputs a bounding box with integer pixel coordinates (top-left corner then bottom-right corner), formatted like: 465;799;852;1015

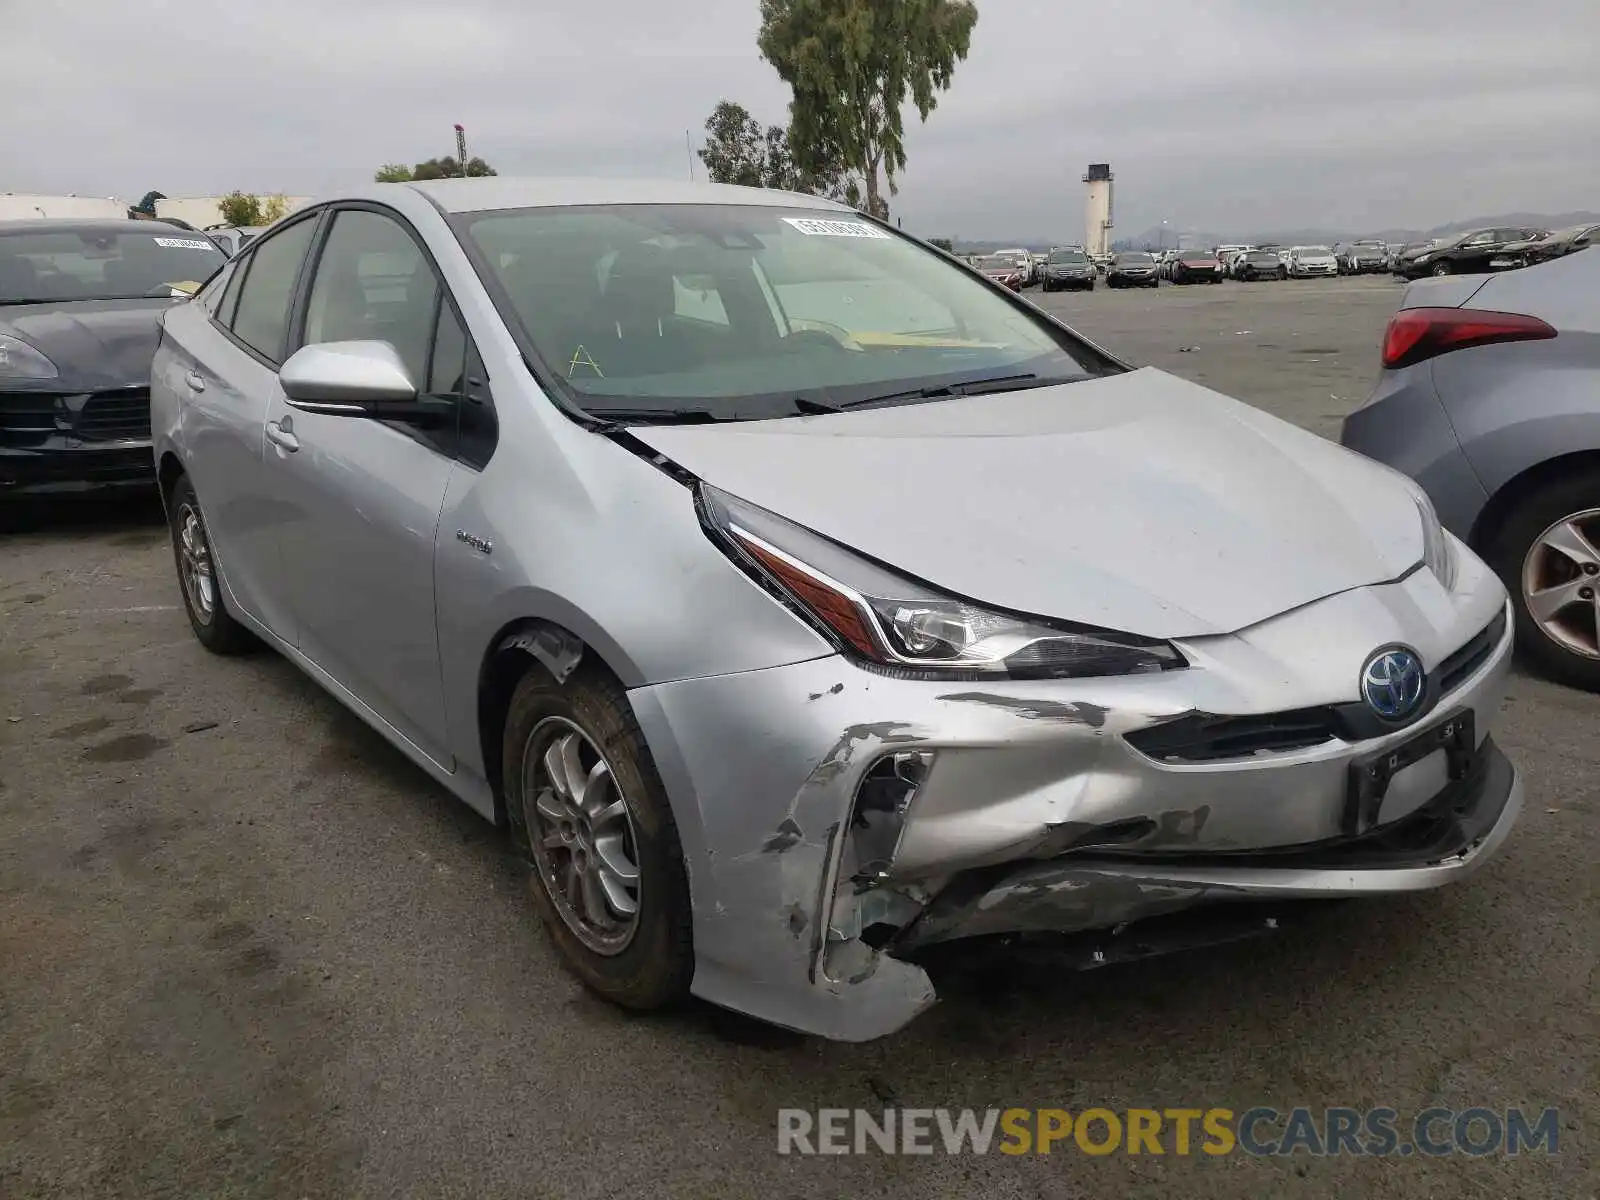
228;217;318;363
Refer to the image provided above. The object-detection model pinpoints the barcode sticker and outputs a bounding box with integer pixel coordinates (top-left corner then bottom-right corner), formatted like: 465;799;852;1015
781;218;891;239
153;237;214;250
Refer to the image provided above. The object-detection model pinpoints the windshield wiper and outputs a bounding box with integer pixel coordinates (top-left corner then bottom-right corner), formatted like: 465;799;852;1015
584;407;732;431
830;372;1063;411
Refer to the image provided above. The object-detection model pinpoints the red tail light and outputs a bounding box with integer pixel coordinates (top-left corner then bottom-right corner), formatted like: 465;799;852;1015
1381;307;1556;370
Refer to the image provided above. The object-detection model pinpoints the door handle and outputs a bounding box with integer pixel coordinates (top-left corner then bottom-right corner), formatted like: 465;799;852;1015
265;420;300;452
185;370;206;393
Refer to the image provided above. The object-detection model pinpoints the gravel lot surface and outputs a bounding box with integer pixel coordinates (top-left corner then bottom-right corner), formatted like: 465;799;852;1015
2;274;1593;1199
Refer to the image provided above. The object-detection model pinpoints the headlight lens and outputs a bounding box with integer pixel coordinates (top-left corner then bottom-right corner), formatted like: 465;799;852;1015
702;486;1185;680
0;334;58;381
1416;492;1458;590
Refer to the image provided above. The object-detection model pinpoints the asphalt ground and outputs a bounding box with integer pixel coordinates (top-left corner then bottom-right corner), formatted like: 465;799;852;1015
2;274;1594;1199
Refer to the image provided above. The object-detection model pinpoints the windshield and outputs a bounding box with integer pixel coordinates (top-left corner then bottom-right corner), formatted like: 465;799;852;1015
460;205;1103;421
1177;251;1213;261
974;255;1016;270
0;228;225;304
1115;253;1154;264
1047;250;1086;264
1245;252;1279;263
1300;246;1332;256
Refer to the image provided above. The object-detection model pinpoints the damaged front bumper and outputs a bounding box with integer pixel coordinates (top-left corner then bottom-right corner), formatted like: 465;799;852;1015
629;560;1519;1041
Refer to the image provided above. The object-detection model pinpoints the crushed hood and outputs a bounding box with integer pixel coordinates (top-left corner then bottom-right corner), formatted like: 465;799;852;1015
0;298;172;392
634;368;1426;639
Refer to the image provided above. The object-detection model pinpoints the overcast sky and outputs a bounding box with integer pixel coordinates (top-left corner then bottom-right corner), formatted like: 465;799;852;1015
6;0;1596;239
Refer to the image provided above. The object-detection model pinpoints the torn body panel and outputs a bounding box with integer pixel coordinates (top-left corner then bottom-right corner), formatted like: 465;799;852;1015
629;556;1517;1040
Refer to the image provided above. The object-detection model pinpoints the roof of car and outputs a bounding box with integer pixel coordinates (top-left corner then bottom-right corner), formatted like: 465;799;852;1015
395;177;852;214
0;217;180;235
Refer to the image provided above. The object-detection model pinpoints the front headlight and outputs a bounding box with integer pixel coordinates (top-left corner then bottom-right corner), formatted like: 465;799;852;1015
0;334;59;381
702;486;1185;680
1415;492;1458;590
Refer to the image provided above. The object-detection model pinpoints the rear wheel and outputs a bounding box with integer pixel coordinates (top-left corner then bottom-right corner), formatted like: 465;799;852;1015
503;664;695;1007
1485;472;1600;691
167;473;256;655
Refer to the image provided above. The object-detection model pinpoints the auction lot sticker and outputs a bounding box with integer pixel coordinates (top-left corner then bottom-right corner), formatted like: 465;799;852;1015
782;218;891;239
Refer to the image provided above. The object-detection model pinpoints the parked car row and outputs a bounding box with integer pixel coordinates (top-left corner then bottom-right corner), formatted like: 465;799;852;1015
9;179;1587;1046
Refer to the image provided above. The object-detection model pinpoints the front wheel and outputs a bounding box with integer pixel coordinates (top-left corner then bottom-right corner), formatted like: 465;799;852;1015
1431;260;1454;277
167;473;256;655
503;665;695;1008
1485;473;1600;691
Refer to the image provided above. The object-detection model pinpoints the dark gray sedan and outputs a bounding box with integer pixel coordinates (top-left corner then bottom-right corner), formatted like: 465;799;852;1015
1038;247;1096;292
0;219;226;490
1342;246;1600;690
1106;252;1159;288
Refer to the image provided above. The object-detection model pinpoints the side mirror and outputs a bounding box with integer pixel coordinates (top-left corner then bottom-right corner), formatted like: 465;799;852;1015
278;341;450;428
280;340;416;411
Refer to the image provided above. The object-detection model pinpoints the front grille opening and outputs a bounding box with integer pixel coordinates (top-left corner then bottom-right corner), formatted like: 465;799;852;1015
1125;707;1339;764
0;388;151;446
1438;609;1507;696
77;388;152;442
0;394;61;447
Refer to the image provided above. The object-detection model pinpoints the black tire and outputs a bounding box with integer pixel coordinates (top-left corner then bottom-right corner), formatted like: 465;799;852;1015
503;664;695;1008
167;473;256;655
1483;472;1600;691
1431;260;1453;277
1277;268;1287;280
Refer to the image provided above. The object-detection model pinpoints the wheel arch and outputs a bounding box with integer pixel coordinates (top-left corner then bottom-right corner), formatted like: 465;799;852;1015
1470;449;1600;552
156;450;186;515
475;613;641;826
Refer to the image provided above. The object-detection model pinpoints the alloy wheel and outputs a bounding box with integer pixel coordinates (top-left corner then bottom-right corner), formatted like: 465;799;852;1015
176;502;216;625
1521;508;1600;660
521;717;642;955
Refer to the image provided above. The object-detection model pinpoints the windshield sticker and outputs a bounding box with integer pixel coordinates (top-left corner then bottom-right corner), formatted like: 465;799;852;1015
164;281;202;296
152;237;214;251
781;218;891;240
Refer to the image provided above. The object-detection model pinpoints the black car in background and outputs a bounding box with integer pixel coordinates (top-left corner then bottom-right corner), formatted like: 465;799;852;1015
1232;249;1288;281
0;220;226;491
1502;222;1598;266
1106;251;1160;288
1038;247;1096;291
1397;226;1548;278
1340;242;1389;274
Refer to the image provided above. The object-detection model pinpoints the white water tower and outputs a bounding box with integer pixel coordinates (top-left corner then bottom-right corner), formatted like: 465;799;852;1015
1083;163;1113;257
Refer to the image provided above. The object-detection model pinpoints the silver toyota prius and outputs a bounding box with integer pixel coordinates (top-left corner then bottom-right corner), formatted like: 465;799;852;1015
150;178;1522;1041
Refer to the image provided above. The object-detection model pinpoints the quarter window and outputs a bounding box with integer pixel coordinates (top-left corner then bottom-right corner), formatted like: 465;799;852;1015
428;300;468;395
229;218;318;362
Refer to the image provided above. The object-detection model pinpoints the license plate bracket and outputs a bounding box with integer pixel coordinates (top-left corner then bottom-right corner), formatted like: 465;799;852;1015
1345;709;1476;836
